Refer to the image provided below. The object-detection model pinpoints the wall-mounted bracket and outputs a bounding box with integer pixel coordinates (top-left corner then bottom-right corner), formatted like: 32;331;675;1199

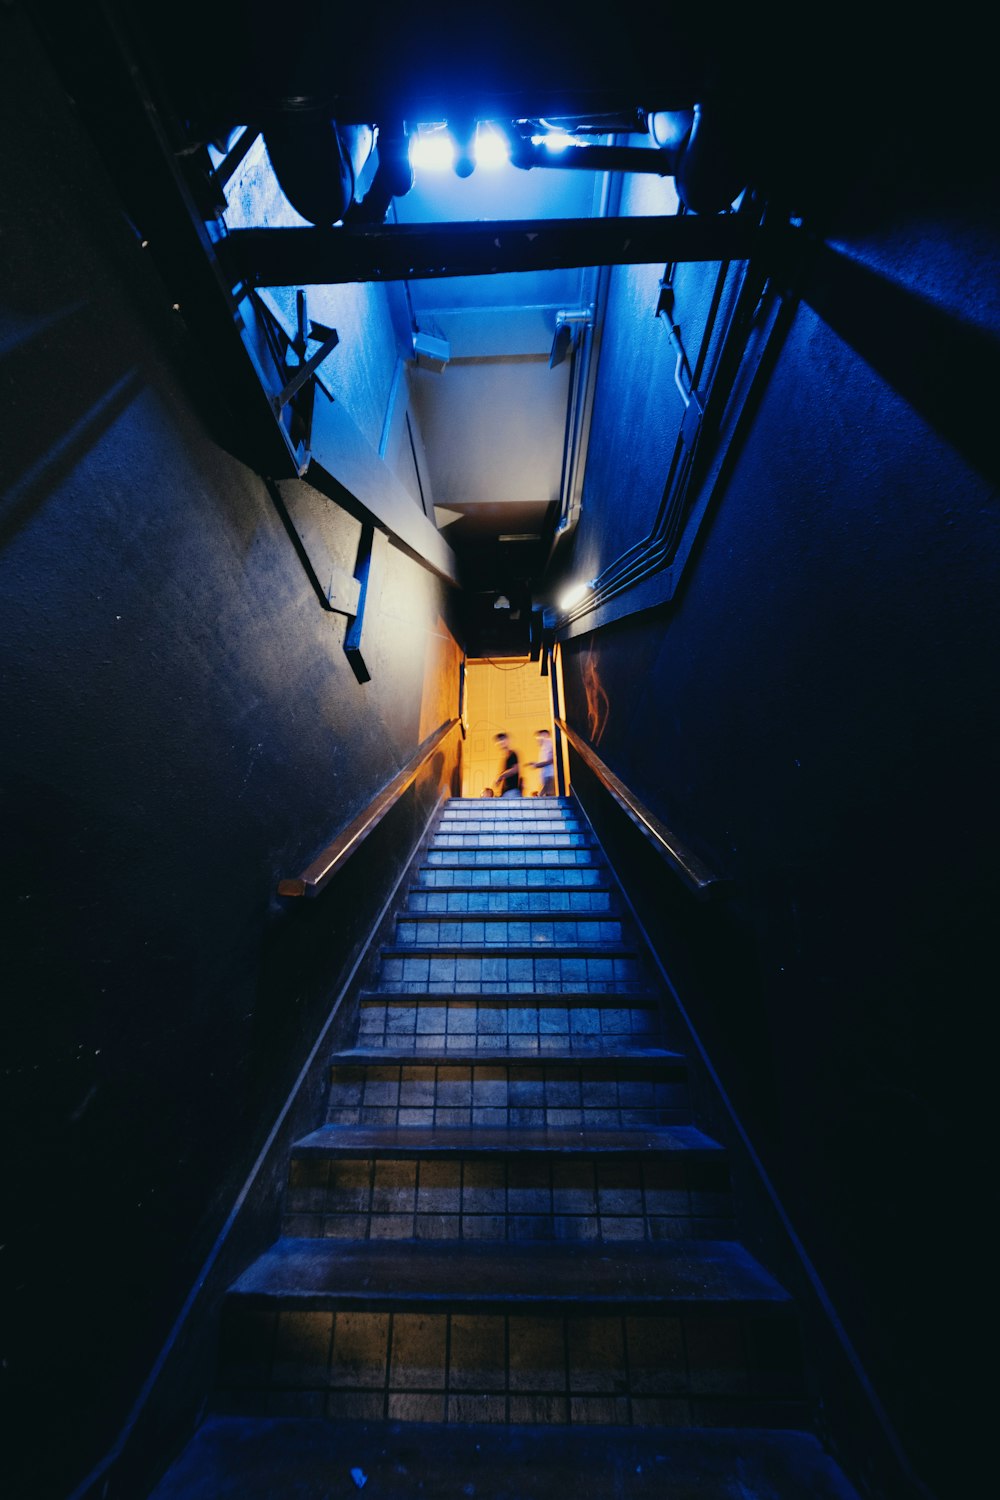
344;524;387;684
273;322;339;412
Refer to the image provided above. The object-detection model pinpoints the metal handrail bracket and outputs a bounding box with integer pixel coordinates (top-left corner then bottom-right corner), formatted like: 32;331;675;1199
555;718;728;901
278;717;460;898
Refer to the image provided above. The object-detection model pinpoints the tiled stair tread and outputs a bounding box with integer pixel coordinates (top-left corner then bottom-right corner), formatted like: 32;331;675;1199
380;944;638;959
230;1239;791;1308
434;828;587;840
399;910;620;923
293;1124;722;1158
439;812;585;822
149;1417;862;1500
436;826;588;838
447;798;575;808
331;1046;686;1067
415;872;607;888
410;876;614;888
425;852;602;864
360;991;661;1007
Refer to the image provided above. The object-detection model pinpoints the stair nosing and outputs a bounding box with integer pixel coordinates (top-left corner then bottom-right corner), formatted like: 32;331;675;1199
408;883;615;893
398;909;621;920
330;1046;685;1066
228;1237;792;1310
380;944;639;958
359;990;661;1006
292;1122;720;1157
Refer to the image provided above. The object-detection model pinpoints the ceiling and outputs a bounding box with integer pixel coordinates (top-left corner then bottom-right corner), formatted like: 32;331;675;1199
395;152;608;586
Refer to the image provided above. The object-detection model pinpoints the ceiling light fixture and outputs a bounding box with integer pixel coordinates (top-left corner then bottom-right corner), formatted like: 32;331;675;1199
408;123;511;173
409;128;455;171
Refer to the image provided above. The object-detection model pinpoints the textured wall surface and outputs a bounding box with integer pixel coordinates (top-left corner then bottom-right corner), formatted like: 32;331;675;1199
560;156;997;1498
0;16;459;1498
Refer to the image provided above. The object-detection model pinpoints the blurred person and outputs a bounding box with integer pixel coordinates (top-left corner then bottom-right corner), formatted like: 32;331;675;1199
529;728;556;796
493;732;521;796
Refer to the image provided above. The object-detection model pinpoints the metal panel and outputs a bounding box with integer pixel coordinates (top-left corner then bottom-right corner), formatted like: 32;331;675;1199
226;215;760;287
306;388;458;584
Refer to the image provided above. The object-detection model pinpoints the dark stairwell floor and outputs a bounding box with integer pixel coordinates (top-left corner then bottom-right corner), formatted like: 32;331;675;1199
150;796;861;1498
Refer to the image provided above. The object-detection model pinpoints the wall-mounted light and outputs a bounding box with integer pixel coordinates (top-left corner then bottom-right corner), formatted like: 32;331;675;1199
558;579;594;612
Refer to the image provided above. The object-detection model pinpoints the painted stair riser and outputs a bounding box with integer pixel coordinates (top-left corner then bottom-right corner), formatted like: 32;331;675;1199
217;1304;806;1427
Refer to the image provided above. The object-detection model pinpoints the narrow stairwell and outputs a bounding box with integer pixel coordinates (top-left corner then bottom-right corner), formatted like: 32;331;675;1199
151;796;861;1498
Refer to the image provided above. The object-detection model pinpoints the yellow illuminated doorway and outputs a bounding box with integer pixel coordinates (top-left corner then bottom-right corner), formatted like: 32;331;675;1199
462;658;558;799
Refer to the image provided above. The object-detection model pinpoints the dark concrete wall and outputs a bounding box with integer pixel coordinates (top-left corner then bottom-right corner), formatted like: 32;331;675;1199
559;149;997;1499
0;15;460;1498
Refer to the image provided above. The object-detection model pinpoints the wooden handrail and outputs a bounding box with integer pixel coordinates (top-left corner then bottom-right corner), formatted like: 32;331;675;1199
278;718;460;898
555;718;728;901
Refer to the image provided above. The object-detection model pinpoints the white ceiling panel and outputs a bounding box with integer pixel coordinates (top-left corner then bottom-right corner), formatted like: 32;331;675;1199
410;358;570;507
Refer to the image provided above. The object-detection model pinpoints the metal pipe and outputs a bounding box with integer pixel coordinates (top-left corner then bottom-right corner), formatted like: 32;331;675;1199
511;142;679;176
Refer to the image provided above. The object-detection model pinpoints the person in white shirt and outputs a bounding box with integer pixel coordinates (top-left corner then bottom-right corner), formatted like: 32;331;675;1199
530;728;556;796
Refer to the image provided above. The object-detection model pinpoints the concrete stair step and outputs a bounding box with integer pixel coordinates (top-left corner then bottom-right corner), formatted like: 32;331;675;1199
426;849;601;867
431;840;599;852
416;867;607;888
372;966;648;994
324;1054;691;1129
437;826;588;840
357;995;664;1051
406;888;615;912
395;913;624;936
439;812;586;825
294;1124;720;1158
447;796;575;809
282;1128;733;1244
360;991;658;1007
330;1045;687;1070
382;942;634;958
149;1417;863;1500
218;1242;804;1424
228;1238;791;1310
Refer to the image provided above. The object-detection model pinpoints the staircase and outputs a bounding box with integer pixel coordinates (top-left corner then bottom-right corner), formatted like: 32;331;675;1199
151;796;860;1498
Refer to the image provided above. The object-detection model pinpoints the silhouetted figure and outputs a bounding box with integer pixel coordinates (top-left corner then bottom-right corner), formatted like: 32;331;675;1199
493;732;521;796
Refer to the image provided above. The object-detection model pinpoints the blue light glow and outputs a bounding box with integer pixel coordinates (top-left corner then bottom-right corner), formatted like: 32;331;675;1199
409;130;456;171
531;131;576;152
474;125;509;168
409;123;511;173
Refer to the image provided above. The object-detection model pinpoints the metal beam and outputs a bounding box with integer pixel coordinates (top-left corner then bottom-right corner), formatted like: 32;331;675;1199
226;216;761;287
